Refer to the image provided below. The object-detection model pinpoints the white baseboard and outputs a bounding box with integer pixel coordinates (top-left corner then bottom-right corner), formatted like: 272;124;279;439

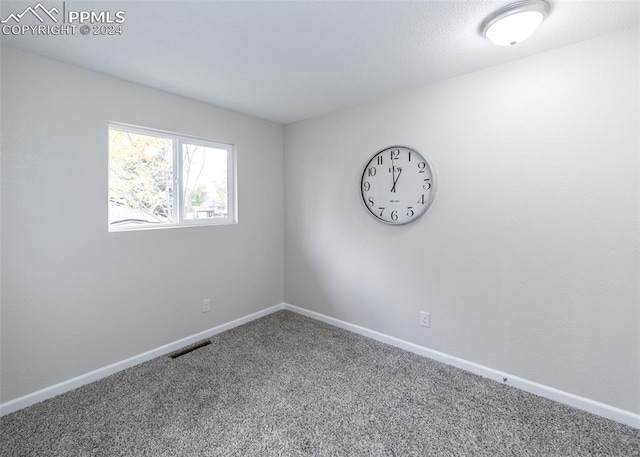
3;302;638;430
284;303;640;429
0;303;285;417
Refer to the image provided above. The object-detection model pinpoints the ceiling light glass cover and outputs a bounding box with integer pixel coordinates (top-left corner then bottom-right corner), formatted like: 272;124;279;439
481;0;551;46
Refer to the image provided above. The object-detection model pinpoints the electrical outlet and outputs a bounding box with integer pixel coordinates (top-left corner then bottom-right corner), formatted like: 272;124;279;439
419;311;430;328
202;298;211;313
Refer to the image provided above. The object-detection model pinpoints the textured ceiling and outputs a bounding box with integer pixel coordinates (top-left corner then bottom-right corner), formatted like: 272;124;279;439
1;1;638;124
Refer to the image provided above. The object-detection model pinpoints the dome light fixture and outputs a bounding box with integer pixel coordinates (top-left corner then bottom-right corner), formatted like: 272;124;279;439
481;0;551;46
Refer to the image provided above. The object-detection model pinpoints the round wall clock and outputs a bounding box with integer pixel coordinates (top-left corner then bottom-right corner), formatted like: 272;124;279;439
360;146;437;225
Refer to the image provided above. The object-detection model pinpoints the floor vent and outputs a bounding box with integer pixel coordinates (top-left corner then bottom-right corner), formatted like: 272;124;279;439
168;340;211;359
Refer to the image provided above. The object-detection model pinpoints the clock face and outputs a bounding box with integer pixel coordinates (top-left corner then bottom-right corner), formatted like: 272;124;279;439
360;146;436;225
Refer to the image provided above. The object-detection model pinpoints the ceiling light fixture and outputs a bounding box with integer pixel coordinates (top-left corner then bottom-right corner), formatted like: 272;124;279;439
480;0;551;46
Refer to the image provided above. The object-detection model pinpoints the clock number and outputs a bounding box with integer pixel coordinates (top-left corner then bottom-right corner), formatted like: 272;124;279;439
391;149;400;160
363;182;370;191
417;194;426;205
407;207;414;217
390;210;398;221
367;196;374;207
367;167;377;177
377;155;383;165
418;162;426;173
423;179;431;190
378;207;385;217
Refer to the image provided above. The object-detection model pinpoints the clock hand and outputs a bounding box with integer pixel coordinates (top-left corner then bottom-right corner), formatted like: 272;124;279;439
391;167;402;193
390;156;396;191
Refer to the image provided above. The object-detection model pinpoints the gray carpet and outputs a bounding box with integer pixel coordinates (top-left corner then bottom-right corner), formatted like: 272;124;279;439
1;310;639;456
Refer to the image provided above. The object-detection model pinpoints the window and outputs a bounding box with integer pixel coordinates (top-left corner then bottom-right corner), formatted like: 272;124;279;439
108;123;235;231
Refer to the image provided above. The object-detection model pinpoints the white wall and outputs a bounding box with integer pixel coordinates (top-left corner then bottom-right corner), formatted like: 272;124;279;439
284;28;639;414
0;46;284;403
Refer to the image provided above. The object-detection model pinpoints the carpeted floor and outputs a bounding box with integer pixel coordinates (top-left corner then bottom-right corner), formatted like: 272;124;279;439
1;310;639;456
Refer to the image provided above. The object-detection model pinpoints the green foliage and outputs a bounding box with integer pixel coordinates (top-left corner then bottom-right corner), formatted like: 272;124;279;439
185;184;208;212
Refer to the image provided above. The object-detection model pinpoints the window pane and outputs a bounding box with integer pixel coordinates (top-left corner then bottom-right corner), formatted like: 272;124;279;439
109;129;174;227
182;143;228;220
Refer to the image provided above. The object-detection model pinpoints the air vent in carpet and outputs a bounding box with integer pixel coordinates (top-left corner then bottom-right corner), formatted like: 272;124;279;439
168;340;211;359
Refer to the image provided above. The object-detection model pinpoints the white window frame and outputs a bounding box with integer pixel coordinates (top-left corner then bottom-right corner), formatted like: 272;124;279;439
108;122;237;232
